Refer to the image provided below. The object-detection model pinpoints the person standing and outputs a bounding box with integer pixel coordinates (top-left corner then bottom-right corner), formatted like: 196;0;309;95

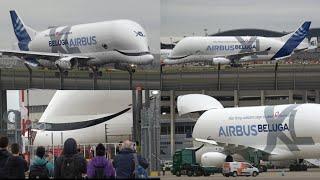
54;138;87;179
87;143;115;179
0;136;11;178
113;140;149;178
5;143;28;179
29;146;52;179
46;151;54;178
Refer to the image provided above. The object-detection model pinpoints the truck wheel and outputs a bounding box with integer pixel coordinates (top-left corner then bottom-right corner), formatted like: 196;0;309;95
176;171;181;177
187;171;193;177
252;171;258;177
232;171;238;177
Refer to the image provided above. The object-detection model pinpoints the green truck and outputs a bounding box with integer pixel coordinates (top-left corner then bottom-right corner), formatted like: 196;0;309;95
171;145;221;177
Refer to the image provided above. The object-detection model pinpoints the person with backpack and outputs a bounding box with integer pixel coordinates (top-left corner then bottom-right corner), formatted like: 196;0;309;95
87;143;115;179
5;143;28;179
54;138;87;179
0;136;12;178
29;146;52;179
113;140;149;179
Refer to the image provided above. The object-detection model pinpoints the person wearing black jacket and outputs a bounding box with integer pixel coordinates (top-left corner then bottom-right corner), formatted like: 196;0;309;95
0;136;11;179
5;143;28;179
113;140;149;178
54;138;87;179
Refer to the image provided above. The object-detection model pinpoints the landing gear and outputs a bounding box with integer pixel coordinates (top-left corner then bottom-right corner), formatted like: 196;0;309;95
225;155;234;162
89;66;102;78
289;159;307;171
55;65;69;90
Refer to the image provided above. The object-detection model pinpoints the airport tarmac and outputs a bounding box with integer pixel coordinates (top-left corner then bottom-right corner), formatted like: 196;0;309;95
0;68;160;90
161;64;320;90
160;168;320;180
1;63;320;90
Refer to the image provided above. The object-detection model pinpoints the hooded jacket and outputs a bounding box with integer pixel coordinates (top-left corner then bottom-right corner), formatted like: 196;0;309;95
54;138;87;179
0;149;12;178
87;156;115;178
30;156;53;177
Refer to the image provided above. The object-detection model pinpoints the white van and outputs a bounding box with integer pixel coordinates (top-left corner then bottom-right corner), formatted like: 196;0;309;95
222;162;259;177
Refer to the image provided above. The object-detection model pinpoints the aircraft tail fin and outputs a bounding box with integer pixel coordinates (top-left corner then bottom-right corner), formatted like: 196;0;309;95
10;10;37;51
272;21;311;59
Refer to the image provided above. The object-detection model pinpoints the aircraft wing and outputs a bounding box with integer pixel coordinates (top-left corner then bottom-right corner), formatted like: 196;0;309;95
195;138;276;155
223;47;272;61
0;49;92;61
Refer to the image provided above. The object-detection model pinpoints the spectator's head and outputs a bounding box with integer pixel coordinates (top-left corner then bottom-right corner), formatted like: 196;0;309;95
36;146;46;158
63;138;77;155
47;151;53;161
0;136;9;149
96;143;105;156
11;143;19;155
122;140;133;150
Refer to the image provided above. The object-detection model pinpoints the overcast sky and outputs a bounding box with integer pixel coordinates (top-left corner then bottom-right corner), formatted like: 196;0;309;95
161;0;320;41
0;0;160;53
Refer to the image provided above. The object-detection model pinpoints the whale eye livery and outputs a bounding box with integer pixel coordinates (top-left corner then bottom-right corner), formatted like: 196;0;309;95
0;10;154;71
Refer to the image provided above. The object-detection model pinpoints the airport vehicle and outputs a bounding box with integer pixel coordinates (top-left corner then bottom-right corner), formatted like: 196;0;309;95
177;94;320;171
0;10;153;74
222;162;259;177
163;160;173;171
164;21;312;65
171;145;221;177
30;90;133;146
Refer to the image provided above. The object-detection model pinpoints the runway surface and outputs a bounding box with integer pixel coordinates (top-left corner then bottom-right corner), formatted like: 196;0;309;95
161;64;320;90
0;68;160;90
160;168;320;180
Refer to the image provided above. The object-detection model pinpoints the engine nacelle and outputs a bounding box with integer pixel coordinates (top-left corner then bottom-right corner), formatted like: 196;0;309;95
212;57;230;65
55;57;74;70
201;152;226;167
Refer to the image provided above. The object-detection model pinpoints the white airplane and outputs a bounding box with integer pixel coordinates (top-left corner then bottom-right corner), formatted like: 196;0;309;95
177;94;320;168
31;90;133;146
164;21;312;66
0;10;154;73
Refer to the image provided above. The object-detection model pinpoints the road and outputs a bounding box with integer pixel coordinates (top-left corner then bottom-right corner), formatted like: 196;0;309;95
160;168;320;180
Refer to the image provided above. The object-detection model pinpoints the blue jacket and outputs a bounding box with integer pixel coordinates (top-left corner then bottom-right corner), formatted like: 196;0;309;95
30;156;53;177
113;148;148;178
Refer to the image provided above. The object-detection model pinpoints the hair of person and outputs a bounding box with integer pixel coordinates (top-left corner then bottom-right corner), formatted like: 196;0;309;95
11;143;19;154
122;140;133;150
96;143;106;156
0;136;9;148
36;146;46;158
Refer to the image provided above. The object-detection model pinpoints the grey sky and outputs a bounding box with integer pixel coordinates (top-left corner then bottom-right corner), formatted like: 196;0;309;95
0;0;160;53
161;0;320;39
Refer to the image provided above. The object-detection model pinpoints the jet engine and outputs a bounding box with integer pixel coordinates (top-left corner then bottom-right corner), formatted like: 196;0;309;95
55;57;75;70
201;152;227;167
212;57;230;65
